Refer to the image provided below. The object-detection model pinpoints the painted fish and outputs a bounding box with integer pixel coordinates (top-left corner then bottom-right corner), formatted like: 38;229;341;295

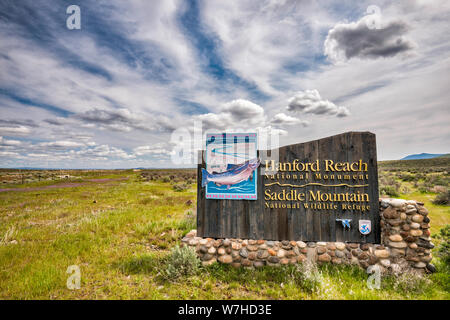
201;158;260;189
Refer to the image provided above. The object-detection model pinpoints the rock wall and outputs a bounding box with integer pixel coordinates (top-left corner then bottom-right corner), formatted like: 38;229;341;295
182;198;435;274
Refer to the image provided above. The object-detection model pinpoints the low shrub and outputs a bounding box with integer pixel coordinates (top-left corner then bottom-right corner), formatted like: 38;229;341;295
386;272;431;295
161;245;200;281
380;186;399;197
173;183;188;192
288;261;322;293
432;190;450;205
435;225;450;266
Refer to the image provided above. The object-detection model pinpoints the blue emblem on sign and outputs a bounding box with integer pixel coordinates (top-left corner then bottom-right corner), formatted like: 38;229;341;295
336;219;352;229
359;220;371;235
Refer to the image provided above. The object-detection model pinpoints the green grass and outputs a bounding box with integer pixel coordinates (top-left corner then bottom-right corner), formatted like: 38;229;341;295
0;168;448;300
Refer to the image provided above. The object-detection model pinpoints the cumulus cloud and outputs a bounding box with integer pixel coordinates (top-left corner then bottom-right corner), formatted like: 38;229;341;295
324;17;415;62
270;113;309;126
287;90;350;117
195;99;310;137
196;99;266;130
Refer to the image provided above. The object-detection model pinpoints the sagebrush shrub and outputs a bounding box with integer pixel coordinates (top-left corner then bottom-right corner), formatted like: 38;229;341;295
435;225;450;266
289;261;322;293
173;183;188;192
161;245;200;281
432;190;449;205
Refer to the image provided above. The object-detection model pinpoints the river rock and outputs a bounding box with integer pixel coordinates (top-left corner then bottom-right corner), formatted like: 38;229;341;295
257;250;269;259
410;229;423;237
389;241;407;248
358;252;369;260
231;242;241;250
335;242;346;251
414;262;426;268
410;222;420;229
254;261;265;268
380;199;390;208
390;199;406;208
387;219;402;226
239;248;248;258
332;258;342;264
318;253;331;262
296;241;306;248
208;247;216;254
420;255;432;263
417;238;435;248
268;256;279;264
218;255;233;264
317;246;327;255
383;207;399;219
375;249;390;258
412;214;424;223
389;234;403;242
418;207;428;215
241;259;252;267
380;259;391;267
277;249;286;258
426;263;436;273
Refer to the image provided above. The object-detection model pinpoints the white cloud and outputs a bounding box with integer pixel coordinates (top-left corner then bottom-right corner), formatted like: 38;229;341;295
0;136;22;146
39;141;86;148
287;90;350;117
0;151;19;157
0;125;31;135
196;99;266;131
270;113;309;126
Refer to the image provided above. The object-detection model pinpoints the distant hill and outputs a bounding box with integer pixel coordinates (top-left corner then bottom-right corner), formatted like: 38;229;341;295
379;156;450;171
401;153;445;160
437;154;450;158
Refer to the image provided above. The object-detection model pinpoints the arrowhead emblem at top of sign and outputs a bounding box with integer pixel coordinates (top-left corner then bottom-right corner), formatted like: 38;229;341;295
359;220;371;235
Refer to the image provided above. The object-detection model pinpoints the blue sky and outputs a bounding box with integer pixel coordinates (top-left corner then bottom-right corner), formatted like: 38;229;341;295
0;0;449;168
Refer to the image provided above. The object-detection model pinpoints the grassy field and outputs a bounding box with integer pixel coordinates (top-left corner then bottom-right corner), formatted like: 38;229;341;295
0;163;449;300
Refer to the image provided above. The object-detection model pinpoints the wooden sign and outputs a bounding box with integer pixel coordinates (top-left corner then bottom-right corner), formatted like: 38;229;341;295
197;131;380;243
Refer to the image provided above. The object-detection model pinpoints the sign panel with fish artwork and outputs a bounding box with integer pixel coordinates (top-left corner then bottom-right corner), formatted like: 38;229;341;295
203;133;259;200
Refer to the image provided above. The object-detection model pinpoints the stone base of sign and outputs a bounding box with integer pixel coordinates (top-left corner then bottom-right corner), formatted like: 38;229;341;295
182;198;435;274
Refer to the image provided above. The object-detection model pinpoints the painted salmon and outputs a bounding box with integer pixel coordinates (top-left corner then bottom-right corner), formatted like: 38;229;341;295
201;158;260;189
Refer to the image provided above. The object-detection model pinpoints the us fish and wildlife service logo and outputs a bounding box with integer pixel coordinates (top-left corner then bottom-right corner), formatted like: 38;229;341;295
359;220;371;235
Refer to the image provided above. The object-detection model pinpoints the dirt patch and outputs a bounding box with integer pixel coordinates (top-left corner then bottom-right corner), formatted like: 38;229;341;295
0;177;128;193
